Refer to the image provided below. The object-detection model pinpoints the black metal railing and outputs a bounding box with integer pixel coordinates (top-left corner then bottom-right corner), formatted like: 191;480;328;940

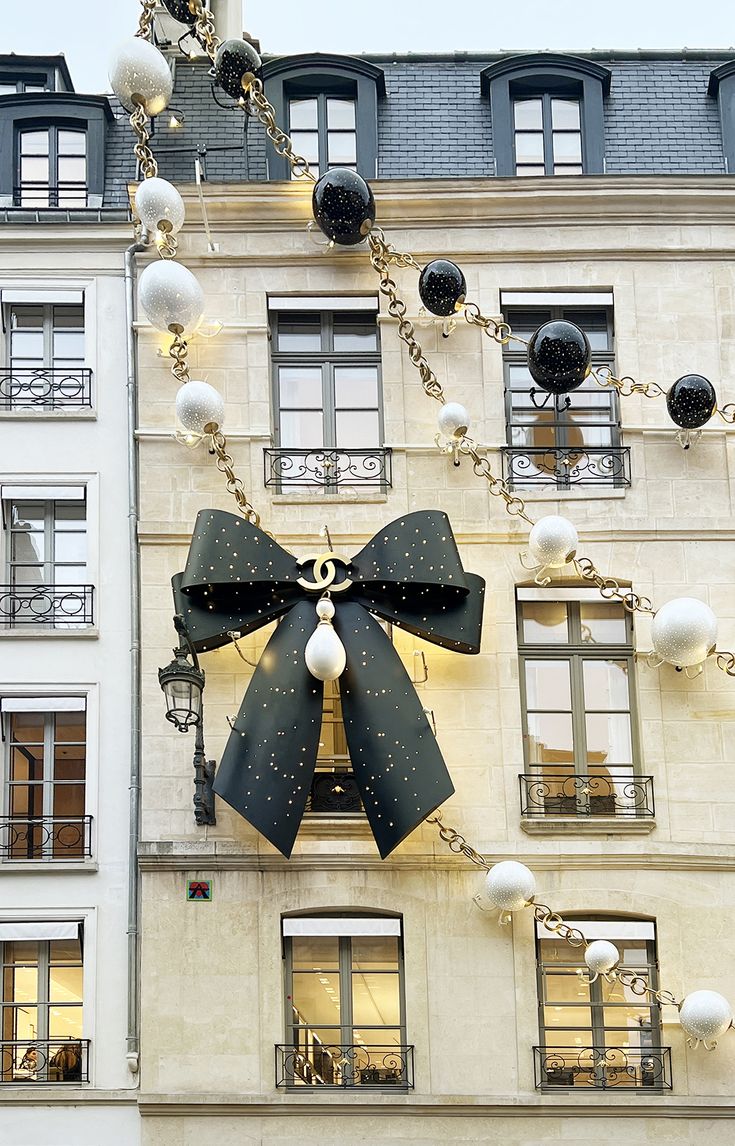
0;815;92;861
534;1045;672;1090
305;767;362;814
502;446;631;487
13;184;88;208
275;1043;414;1089
1;1038;90;1084
0;367;92;410
264;447;392;489
0;585;94;628
519;770;654;818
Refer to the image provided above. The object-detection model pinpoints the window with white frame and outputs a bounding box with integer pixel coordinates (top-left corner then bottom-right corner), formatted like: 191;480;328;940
1;487;92;628
287;93;357;180
0;698;88;861
0;922;86;1083
3;299;88;410
267;298;390;490
279;915;411;1088
516;590;650;819
535;917;669;1090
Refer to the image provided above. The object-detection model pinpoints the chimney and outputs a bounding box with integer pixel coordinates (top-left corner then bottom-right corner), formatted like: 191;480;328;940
210;0;243;41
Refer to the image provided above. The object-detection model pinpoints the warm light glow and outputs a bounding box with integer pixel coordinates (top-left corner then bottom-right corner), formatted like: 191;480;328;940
169;113;184;129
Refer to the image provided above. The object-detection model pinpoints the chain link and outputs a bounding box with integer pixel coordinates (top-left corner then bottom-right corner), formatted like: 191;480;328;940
190;0;221;57
717;403;735;424
156;229;178;258
368;231;445;403
532;903;587;948
130;104;158;180
210;431;261;526
591;365;665;400
168;332;190;384
716;651;735;676
424;813;490;870
246;81;315;180
136;0;157;39
458;439;536;525
573;557;655;615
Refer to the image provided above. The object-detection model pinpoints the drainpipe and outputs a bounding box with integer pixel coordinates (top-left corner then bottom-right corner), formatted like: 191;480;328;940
125;238;146;1076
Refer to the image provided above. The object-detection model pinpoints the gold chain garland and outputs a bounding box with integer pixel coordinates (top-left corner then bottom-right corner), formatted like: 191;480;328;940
135;0;157;40
168;332;191;383
210;431;262;525
190;0;221;57
427;813;682;1008
130;103;158;180
247;81;315;181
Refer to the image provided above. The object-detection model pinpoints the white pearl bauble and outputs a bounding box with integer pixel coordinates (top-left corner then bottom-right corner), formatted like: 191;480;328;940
135;177;185;235
175;381;225;434
316;598;335;621
305;621;346;682
651;597;718;669
484;860;536;911
138;260;204;333
437;402;469;439
584;940;620;977
528;515;578;569
109;38;173;116
679;990;733;1044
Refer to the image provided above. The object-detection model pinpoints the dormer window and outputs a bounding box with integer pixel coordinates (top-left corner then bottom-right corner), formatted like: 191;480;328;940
263;54;384;181
481;55;611;178
17;126;87;207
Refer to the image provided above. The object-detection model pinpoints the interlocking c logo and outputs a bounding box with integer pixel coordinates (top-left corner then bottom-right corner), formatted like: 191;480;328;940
297;550;353;594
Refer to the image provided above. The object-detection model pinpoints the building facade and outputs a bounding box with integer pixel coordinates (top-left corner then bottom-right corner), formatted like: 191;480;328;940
0;54;140;1145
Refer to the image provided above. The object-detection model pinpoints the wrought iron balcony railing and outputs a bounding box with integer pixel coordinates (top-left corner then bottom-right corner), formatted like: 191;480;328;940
275;1043;414;1089
305;766;362;814
502;445;631;488
0;815;92;861
264;447;392;489
1;1038;90;1084
1;367;93;410
519;769;654;818
534;1045;672;1090
0;585;94;628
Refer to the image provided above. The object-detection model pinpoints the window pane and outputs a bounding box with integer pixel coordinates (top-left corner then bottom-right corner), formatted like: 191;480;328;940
352;972;400;1026
334;365;379;408
0;83;17;94
57;156;86;183
277;315;321;352
291;936;339;971
10;711;45;746
289;98;318;129
586;712;633;766
544;1005;592;1029
553;132;582;163
514;99;542;129
54;502;86;529
49;964;83;1004
327;99;356;129
516;165;546;177
53;306;84;330
553;165;583;176
552;99;580;129
292;972;342;1025
289;131;319;164
333;315;377;352
10;329;44;363
279;366;322;408
48;1005;83;1038
544;969;590;1004
53;330;85;363
21;156;49;183
280;410;324;448
524;660;571;709
583;659;630;709
521;602;569;643
335;409;380;448
20;130;48;155
57;130;86;156
579;605;627;645
328;131;357;165
351;935;399;971
515;133;544;163
526;712;575;765
9;743;43;783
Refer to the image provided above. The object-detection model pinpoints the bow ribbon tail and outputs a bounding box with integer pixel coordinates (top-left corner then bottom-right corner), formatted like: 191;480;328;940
333;602;454;859
212;600;325;858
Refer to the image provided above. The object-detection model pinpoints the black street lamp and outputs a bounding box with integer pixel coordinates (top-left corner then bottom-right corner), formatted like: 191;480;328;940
158;614;216;825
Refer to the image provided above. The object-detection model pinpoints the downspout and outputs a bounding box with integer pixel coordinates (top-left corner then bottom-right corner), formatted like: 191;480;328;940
125;238;146;1074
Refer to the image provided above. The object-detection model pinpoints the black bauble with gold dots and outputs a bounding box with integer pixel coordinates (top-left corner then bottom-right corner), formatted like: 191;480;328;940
312;168;376;246
666;373;717;429
418;260;467;317
527;320;592;394
160;0;197;24
213;38;263;100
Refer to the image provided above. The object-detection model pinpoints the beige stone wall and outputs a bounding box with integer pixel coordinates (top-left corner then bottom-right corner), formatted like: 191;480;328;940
137;178;735;1136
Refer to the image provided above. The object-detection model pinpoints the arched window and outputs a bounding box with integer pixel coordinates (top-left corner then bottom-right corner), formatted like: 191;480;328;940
278;912;412;1089
481;55;611;177
262;54;385;181
535;915;670;1090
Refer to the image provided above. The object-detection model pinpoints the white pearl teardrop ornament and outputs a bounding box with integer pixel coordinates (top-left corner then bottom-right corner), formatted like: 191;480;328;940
305;598;347;682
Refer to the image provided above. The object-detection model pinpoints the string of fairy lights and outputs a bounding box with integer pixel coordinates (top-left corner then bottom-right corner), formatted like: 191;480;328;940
110;0;735;1051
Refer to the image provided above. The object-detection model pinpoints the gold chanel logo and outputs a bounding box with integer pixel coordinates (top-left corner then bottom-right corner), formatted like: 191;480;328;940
297;551;353;594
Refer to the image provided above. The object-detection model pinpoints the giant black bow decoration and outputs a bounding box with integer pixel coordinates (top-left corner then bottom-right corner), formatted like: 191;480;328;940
172;508;485;859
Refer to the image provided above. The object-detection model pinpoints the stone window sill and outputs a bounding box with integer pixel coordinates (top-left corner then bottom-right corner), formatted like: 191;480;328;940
521;816;656;836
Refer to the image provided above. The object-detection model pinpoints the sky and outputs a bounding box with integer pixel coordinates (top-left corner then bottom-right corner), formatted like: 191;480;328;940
2;0;734;93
